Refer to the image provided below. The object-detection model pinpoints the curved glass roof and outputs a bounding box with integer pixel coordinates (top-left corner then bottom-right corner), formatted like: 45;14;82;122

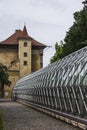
15;46;87;89
13;46;87;115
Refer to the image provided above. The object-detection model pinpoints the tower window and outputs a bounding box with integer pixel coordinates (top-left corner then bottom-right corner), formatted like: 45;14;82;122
24;52;27;57
24;42;27;47
23;61;27;66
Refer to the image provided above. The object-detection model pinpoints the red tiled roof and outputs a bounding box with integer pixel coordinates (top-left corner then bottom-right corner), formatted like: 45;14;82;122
0;26;46;48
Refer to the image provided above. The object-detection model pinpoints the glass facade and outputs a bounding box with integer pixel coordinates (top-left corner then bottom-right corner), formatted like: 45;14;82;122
13;46;87;116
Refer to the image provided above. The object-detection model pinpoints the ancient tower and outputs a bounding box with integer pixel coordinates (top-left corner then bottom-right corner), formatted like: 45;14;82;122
0;25;46;98
18;26;32;77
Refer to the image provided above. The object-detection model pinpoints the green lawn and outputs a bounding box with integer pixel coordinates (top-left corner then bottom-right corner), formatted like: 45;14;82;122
0;113;4;130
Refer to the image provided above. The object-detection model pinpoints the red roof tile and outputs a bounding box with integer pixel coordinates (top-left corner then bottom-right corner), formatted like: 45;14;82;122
0;26;46;48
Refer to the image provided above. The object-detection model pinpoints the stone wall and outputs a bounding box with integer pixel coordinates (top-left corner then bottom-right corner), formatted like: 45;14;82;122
0;48;18;67
0;42;43;98
32;49;41;72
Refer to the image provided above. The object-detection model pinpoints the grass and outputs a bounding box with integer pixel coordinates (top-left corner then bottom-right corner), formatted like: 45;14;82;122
0;113;5;130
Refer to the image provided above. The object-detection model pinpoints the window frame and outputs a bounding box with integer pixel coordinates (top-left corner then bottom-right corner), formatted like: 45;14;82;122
24;42;27;47
23;61;27;66
24;52;27;57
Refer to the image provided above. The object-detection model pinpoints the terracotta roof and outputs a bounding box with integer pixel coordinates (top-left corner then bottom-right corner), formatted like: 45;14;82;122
22;25;28;36
0;26;46;48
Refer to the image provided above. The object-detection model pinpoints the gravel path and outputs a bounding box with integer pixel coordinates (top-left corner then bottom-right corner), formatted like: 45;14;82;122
0;101;80;130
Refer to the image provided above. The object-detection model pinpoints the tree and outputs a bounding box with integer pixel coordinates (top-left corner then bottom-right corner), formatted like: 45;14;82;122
51;1;87;62
62;5;87;57
0;64;11;98
50;42;63;63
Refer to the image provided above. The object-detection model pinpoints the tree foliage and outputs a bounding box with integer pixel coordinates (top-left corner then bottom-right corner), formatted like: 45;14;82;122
62;9;87;57
50;42;63;63
0;64;11;97
50;4;87;63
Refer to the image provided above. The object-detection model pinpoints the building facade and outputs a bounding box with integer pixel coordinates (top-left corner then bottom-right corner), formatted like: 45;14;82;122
0;26;46;98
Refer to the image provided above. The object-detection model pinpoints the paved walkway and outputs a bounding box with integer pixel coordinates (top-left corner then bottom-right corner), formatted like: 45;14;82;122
0;101;80;130
0;98;11;102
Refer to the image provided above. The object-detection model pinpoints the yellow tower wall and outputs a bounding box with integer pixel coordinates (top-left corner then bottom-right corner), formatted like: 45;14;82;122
0;48;18;67
4;71;19;98
18;39;32;78
32;49;41;72
0;47;20;98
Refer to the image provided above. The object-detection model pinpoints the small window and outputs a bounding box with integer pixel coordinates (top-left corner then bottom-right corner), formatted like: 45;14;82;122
24;52;27;57
23;61;27;66
24;42;27;47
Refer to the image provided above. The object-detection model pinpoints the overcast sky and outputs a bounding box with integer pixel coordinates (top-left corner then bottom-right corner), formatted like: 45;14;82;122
0;0;83;67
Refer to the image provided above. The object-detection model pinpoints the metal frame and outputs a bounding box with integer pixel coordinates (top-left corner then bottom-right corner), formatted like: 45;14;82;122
13;46;87;117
